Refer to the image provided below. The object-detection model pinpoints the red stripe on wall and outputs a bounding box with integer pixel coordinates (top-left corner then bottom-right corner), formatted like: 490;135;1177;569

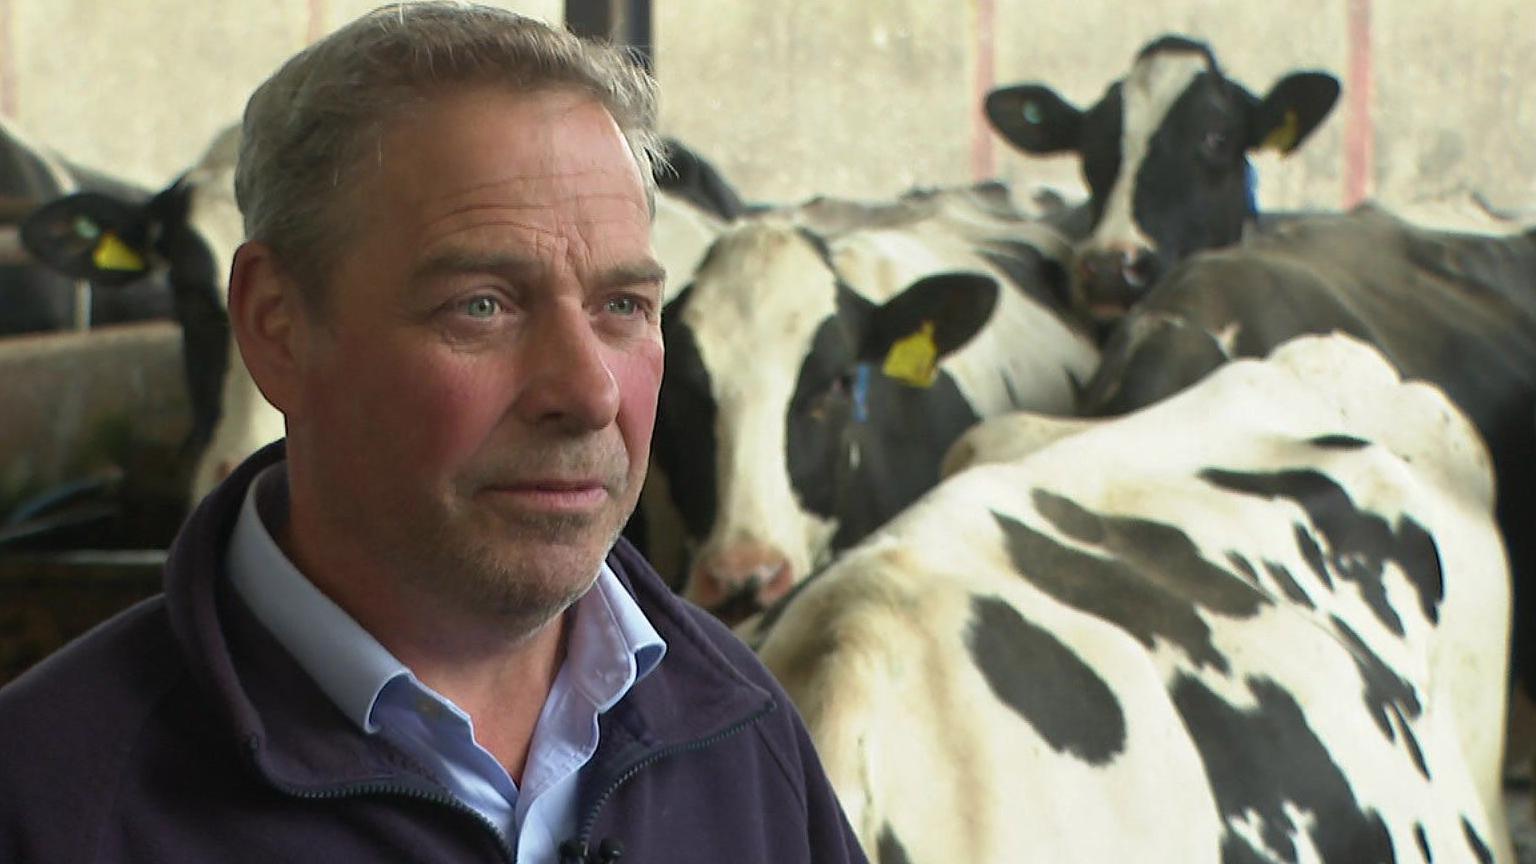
1344;0;1375;207
971;0;996;181
306;0;328;44
0;0;18;118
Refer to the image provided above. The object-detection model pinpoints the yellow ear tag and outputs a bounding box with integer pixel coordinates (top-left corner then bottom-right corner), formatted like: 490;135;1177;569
882;321;939;388
92;232;146;272
1262;109;1300;152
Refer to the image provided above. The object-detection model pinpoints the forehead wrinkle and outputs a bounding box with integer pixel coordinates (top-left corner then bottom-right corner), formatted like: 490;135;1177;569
432;167;640;203
421;165;644;219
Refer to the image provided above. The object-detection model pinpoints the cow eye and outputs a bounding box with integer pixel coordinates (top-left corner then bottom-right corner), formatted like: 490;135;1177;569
807;373;852;421
1200;131;1229;160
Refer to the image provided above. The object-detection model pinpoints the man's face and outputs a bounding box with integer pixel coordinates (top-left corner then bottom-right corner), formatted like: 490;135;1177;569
284;86;663;628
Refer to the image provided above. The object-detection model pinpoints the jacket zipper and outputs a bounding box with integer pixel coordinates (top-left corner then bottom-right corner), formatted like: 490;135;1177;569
565;701;777;857
245;736;519;863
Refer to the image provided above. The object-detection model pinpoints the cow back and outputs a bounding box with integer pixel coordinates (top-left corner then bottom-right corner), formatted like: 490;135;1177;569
756;334;1512;863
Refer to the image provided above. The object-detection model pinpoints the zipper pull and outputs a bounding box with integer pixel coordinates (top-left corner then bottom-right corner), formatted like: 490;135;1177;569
557;839;588;864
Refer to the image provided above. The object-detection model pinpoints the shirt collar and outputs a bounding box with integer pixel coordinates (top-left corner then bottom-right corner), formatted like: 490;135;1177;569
226;462;666;734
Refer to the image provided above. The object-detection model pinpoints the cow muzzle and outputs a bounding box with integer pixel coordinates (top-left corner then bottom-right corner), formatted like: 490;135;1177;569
1076;246;1160;324
686;542;796;625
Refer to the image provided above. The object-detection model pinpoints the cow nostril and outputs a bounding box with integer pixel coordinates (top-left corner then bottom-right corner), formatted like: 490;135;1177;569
1123;251;1158;289
686;545;795;619
754;561;797;607
1080;253;1115;281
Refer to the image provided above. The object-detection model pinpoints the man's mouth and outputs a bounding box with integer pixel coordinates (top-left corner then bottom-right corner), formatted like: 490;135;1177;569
481;479;611;511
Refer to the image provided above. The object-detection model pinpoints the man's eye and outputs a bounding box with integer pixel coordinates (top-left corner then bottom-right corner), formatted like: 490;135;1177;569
464;296;501;319
605;296;641;316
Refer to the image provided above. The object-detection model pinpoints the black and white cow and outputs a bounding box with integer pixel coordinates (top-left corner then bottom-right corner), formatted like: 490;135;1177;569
648;197;1099;618
986;34;1339;326
752;334;1513;863
0;116;172;335
21;125;275;501
1077;205;1536;749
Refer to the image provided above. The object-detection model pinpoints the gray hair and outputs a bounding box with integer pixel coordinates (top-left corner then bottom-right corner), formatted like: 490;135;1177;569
235;1;662;303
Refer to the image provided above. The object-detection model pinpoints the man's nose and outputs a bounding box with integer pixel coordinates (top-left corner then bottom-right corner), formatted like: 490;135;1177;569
516;306;622;430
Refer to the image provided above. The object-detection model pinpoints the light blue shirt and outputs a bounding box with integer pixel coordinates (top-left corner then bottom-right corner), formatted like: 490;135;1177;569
226;463;666;863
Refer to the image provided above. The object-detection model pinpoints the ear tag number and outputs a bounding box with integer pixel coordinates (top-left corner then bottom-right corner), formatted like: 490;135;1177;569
92;232;146;272
1262;109;1300;152
882;321;939;388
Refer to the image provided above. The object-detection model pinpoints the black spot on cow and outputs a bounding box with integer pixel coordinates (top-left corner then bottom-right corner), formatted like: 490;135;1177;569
877;823;913;864
1295;524;1333;591
1310;434;1371;450
1331;616;1428;779
1462;816;1493;864
1264;560;1315;610
787;274;995;549
965;594;1125;765
785;308;861;524
1081;311;1232;415
1173;674;1395;864
1201;468;1445;633
1227;552;1262;589
654;283;720;540
994;493;1268;674
1415;822;1432;862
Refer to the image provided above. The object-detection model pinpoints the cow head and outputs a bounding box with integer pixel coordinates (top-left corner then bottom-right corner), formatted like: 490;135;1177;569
986;35;1339;325
22;183;230;452
652;221;999;621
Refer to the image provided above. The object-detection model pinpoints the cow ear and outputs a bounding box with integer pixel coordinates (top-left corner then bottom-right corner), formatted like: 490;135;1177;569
986;84;1083;155
860;272;1000;387
1248;72;1340;154
19;192;151;286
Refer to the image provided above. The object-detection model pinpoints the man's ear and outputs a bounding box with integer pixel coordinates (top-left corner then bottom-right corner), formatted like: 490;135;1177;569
227;241;307;416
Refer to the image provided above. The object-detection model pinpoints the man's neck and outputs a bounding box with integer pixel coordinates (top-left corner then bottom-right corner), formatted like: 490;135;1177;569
398;609;570;785
275;519;570;784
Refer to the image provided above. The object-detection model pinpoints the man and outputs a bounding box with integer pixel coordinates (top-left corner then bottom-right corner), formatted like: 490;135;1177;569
0;5;867;863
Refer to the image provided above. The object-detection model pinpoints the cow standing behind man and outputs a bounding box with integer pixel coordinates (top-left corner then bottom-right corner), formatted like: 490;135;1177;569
986;34;1340;328
751;334;1514;864
0;117;173;335
645;192;1098;618
23;124;275;504
1079;206;1536;765
988;32;1536;768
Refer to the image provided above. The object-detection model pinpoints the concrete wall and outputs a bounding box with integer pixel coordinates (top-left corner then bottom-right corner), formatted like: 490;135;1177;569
655;0;1535;214
0;0;561;187
0;1;1531;216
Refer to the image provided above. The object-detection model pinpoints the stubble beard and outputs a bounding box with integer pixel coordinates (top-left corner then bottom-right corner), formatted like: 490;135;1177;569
391;475;636;640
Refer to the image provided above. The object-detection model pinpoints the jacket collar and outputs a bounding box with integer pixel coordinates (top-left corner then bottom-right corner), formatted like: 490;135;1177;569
163;440;775;794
